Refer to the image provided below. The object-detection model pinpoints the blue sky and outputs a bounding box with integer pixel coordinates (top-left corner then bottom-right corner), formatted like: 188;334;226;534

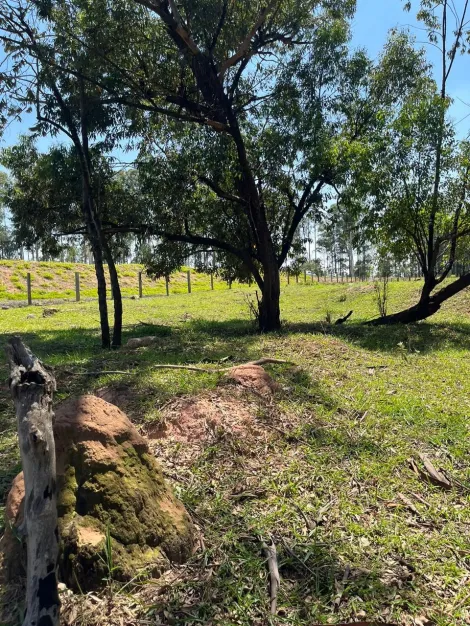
351;0;470;133
1;0;470;151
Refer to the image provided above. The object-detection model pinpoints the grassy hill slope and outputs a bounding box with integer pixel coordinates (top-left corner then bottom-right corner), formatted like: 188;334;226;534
0;260;239;301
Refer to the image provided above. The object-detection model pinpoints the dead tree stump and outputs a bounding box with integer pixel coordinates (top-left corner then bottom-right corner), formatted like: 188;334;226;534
7;337;60;626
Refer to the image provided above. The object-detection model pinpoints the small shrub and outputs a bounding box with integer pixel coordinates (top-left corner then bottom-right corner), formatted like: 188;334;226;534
374;274;389;318
243;291;260;326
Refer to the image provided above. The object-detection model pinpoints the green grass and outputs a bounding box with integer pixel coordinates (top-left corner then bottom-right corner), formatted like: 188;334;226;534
1;279;470;625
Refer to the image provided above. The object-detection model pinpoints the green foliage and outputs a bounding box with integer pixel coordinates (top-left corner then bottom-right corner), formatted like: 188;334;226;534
1;138;135;259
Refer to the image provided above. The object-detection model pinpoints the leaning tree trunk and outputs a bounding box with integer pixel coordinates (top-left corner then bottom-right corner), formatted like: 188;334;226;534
367;271;470;325
102;238;123;348
7;337;60;626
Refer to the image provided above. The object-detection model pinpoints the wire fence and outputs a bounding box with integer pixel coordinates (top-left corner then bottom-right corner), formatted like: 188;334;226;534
1;267;427;308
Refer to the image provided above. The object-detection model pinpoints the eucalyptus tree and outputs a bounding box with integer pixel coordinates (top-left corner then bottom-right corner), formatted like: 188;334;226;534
0;3;125;347
0;170;18;259
359;0;470;324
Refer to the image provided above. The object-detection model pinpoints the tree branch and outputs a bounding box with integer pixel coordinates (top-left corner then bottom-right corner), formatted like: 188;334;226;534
219;0;279;76
198;175;247;205
278;179;324;267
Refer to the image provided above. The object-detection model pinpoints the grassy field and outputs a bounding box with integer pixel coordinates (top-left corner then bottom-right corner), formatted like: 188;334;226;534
1;279;470;625
0;260;236;301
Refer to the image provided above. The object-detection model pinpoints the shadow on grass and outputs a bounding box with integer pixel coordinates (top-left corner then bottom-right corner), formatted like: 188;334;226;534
283;319;470;353
0;320;258;504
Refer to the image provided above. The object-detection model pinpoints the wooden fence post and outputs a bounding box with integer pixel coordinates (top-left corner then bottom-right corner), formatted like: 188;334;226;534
210;273;214;290
165;275;170;297
75;272;80;302
138;272;143;298
26;273;32;306
287;271;290;285
7;338;60;626
187;269;191;293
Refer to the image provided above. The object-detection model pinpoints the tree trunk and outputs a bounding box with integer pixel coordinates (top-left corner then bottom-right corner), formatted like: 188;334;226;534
102;239;123;348
7;337;60;626
79;147;110;348
367;271;470;325
78;78;111;349
258;260;281;332
367;301;441;325
85;212;111;349
348;235;354;278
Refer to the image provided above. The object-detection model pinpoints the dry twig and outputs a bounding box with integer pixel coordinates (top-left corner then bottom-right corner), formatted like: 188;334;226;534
262;539;280;615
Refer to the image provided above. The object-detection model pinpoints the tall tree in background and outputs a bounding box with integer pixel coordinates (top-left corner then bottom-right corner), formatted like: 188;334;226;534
0;4;124;347
362;0;470;324
0;171;18;259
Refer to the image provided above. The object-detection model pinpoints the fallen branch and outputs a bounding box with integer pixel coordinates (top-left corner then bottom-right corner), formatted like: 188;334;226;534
7;337;60;626
262;539;280;615
333;564;351;612
418;453;452;490
84;371;132;375
335;310;353;325
249;358;293;366
71;358;295;377
152;358;293;373
152;364;227;373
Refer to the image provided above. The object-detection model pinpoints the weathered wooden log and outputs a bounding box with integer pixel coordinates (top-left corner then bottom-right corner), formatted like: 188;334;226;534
7;336;60;626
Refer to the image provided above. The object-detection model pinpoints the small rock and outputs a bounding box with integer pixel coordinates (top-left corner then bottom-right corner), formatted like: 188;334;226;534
1;306;9;310
130;295;137;300
126;336;158;349
43;308;59;317
26;314;36;319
